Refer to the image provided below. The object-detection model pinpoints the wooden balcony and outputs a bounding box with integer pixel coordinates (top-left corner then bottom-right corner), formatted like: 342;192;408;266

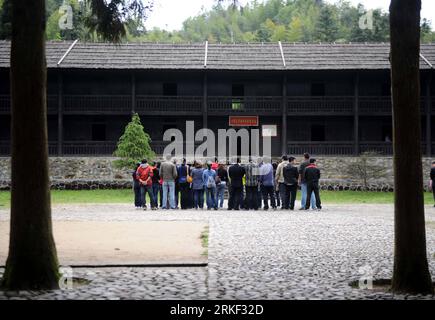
287;141;354;156
0;94;58;114
208;96;282;115
0;141;58;156
64;95;131;114
359;96;428;114
136;95;203;115
288;96;354;115
62;141;117;156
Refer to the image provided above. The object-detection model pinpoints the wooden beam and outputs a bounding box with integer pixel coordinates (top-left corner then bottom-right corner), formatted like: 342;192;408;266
203;72;208;129
281;73;287;155
426;73;432;156
353;72;360;156
131;72;136;114
57;72;63;156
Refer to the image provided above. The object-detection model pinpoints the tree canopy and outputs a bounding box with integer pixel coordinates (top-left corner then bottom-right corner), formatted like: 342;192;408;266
1;0;434;43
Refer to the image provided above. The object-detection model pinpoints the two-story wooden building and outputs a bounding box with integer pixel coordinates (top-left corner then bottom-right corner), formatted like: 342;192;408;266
0;40;434;157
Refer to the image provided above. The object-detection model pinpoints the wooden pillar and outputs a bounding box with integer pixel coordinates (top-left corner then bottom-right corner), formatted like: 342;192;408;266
131;73;136;114
353;72;360;156
281;74;287;155
57;72;63;156
426;73;432;156
203;72;208;129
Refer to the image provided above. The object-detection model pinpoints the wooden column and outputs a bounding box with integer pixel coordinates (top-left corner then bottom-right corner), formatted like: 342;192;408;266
131;73;136;114
426;73;432;156
353;72;360;156
281;74;287;155
57;72;63;156
203;72;208;129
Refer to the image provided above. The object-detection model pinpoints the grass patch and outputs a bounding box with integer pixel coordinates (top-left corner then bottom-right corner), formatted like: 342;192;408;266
200;226;209;257
0;190;433;208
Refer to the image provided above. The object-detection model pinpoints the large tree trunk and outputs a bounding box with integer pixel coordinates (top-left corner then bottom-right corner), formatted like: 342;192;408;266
1;0;59;290
390;0;433;294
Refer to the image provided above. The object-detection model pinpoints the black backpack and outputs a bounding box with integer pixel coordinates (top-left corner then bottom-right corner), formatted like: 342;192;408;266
283;163;297;185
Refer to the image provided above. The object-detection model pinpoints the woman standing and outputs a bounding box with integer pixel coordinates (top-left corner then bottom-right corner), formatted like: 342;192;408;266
203;162;218;210
216;163;228;209
190;161;205;209
133;162;141;209
151;162;162;208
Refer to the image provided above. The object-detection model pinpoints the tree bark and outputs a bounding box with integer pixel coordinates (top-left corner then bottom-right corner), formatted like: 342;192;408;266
390;0;433;294
1;0;59;290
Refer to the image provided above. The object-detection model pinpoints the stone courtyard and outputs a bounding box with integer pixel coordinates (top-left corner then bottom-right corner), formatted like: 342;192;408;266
0;203;435;300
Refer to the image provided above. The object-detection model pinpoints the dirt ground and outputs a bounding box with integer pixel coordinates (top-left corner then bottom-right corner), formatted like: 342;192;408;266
0;219;208;266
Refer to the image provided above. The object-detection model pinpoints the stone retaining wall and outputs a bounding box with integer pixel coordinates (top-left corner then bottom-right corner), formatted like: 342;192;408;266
0;156;433;191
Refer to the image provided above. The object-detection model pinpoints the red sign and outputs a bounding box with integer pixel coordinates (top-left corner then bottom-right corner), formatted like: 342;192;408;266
229;116;259;127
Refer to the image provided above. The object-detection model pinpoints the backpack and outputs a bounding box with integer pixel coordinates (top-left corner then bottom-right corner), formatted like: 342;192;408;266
206;172;216;188
283;163;297;185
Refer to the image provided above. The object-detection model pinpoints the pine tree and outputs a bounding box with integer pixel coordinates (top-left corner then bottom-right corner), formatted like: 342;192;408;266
113;113;155;168
314;5;339;42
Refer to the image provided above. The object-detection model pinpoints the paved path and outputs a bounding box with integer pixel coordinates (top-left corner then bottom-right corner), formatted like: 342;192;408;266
1;204;435;300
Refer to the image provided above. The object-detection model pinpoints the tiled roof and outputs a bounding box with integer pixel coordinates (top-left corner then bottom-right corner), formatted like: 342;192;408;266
0;40;434;70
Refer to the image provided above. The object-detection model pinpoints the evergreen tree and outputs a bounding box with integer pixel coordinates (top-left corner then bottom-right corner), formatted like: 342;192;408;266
113;113;155;168
315;5;339;42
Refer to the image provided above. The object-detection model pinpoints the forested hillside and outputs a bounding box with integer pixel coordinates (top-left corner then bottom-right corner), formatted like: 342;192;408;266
0;0;434;43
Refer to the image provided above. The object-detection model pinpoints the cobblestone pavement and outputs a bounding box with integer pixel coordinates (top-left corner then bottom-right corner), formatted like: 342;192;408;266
0;204;435;300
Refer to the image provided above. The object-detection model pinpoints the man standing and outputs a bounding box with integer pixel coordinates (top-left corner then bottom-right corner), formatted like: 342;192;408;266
282;156;299;210
137;159;156;210
304;158;322;211
203;162;218;210
298;153;316;210
159;154;178;210
275;155;289;209
228;158;245;210
431;161;435;207
259;156;276;210
244;157;259;210
177;158;190;210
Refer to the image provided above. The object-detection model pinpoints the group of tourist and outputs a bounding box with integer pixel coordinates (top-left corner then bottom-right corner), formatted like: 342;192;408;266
132;153;323;211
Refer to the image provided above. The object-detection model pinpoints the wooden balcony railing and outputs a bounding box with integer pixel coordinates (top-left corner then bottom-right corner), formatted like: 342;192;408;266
287;141;354;156
288;96;354;114
0;141;58;155
64;95;131;114
136;95;203;114
359;96;428;114
359;142;393;155
62;141;117;156
0;95;58;114
208;96;282;114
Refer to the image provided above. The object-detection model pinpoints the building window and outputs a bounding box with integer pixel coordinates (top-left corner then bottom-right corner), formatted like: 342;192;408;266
232;84;244;110
163;83;177;96
311;83;325;96
92;124;106;141
311;124;325;141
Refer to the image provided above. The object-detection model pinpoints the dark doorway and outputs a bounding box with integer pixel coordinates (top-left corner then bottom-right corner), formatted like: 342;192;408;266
163;83;178;96
311;124;325;141
381;82;391;96
232;84;244;96
92;123;106;141
311;83;325;96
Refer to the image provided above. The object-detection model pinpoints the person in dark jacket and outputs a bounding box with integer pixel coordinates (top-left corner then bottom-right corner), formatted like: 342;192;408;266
431;161;435;207
216;163;229;209
133;162;141;209
177;158;190;209
228;158;245;210
151;162;162;208
304;158;322;210
281;156;299;210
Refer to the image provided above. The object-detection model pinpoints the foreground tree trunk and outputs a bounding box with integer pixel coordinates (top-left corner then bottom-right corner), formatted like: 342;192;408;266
1;0;59;290
390;0;433;294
